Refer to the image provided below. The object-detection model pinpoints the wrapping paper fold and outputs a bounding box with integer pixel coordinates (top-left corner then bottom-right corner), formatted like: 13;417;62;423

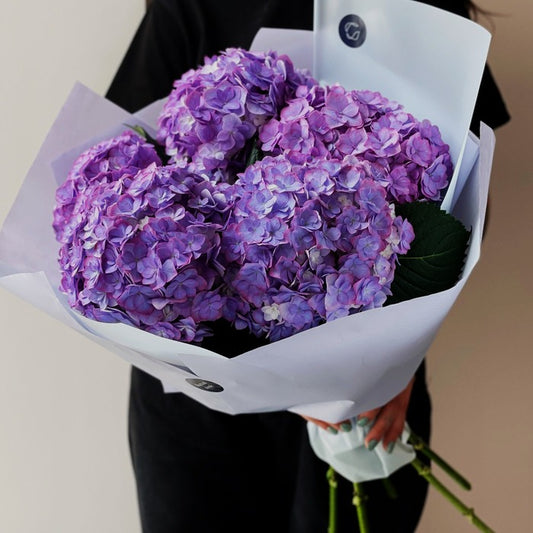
0;1;495;428
308;420;416;482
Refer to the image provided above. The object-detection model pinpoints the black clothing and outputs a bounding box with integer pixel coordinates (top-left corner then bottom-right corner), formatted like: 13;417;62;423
107;1;509;532
129;362;431;533
107;0;510;132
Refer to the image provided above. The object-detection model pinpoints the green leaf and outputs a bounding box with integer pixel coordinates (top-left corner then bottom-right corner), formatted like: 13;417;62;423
126;124;149;140
386;202;471;306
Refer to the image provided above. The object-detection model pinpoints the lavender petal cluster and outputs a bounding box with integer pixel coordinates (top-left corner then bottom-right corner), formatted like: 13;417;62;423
157;48;316;180
53;131;162;243
259;84;453;202
54;132;234;342
221;155;415;341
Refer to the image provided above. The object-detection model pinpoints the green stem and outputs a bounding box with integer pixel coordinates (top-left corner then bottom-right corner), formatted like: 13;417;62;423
411;458;495;533
327;466;338;533
353;482;371;533
408;431;472;490
381;477;398;500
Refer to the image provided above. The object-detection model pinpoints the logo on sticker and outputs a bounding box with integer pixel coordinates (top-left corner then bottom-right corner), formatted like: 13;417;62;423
186;378;224;393
339;14;366;48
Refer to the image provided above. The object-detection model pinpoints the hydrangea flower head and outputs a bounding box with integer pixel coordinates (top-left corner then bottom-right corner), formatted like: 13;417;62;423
157;48;317;180
221;154;415;340
54;138;234;343
260;83;453;203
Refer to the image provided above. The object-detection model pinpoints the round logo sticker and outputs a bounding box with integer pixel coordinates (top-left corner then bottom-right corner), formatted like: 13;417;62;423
338;14;367;48
186;378;224;393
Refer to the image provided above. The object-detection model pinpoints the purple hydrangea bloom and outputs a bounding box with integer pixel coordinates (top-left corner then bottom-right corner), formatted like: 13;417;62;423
259;83;453;203
54;143;233;342
220;154;414;340
53;131;161;245
157;48;317;181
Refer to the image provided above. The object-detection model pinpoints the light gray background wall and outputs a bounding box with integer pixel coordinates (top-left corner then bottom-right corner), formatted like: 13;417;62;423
0;1;530;532
0;3;144;532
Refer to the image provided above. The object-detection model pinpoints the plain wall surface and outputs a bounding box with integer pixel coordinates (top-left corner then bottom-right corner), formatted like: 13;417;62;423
0;3;145;532
0;1;530;532
418;1;533;531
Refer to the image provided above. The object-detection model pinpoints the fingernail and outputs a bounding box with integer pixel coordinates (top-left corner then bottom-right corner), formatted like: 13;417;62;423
340;422;352;432
326;426;338;435
387;442;396;454
367;439;378;451
357;417;369;427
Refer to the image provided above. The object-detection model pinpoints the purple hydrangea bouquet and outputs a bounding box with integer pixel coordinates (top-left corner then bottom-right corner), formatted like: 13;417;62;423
0;3;497;529
0;0;494;435
52;47;456;347
0;0;494;426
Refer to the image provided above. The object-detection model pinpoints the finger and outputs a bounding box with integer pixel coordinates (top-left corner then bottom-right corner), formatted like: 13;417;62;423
334;419;353;432
365;379;415;451
300;415;352;434
355;407;381;428
381;380;415;450
300;414;337;433
381;414;405;453
364;408;395;450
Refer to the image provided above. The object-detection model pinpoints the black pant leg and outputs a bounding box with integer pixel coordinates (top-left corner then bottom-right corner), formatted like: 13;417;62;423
129;367;306;533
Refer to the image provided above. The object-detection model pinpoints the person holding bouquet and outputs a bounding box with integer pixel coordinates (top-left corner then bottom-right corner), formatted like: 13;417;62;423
105;1;509;532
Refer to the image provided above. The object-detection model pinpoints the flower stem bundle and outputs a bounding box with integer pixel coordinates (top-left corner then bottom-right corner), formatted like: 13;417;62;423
326;434;495;533
409;431;471;490
410;458;494;533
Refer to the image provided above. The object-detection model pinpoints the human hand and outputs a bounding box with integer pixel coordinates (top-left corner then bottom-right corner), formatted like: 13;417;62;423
301;376;415;453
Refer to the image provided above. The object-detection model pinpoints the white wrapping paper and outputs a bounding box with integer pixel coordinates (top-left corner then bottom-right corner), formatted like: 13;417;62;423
0;1;495;436
307;420;416;482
